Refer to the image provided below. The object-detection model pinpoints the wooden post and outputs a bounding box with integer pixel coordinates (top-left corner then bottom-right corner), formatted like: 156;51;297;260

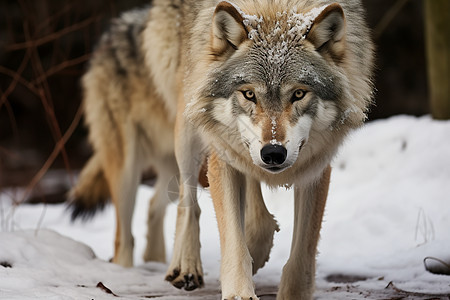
424;0;450;120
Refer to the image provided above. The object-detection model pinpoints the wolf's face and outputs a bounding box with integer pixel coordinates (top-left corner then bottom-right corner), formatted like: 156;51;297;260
189;2;353;174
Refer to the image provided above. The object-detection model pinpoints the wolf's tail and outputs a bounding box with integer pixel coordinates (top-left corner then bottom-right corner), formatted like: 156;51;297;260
68;154;110;221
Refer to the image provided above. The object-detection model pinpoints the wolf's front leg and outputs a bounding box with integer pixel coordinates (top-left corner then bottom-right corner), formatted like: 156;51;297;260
277;166;331;300
208;151;258;300
166;122;204;290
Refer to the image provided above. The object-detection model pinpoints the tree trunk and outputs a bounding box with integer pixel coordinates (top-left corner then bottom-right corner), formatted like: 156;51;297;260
425;0;450;120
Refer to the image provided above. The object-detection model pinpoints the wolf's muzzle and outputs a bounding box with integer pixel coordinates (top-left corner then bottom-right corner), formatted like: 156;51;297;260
261;144;287;166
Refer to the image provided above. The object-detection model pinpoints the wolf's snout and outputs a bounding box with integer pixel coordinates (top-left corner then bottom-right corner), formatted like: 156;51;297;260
261;144;287;165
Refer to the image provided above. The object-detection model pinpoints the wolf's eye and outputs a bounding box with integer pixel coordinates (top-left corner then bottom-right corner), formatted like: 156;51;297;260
242;90;256;103
292;89;307;103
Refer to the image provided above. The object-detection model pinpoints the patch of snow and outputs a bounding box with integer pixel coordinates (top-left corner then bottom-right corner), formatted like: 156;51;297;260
270;116;279;145
243;4;328;44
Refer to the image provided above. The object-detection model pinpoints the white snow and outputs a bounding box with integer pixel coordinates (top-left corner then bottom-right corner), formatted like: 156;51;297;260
1;115;450;299
270;117;282;146
243;4;327;44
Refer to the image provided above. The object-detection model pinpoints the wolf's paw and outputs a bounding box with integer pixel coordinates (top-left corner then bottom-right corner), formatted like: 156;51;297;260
165;267;204;291
112;243;134;268
277;281;313;300
246;216;279;274
223;295;259;300
166;211;203;291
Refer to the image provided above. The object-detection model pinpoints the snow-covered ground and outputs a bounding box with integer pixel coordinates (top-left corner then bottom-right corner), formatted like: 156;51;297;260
1;115;450;299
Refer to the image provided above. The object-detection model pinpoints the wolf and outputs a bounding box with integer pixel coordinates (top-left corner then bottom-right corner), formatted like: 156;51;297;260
69;0;374;299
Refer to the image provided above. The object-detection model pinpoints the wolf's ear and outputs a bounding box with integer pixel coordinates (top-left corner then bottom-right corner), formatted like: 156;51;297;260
307;3;346;62
211;1;247;56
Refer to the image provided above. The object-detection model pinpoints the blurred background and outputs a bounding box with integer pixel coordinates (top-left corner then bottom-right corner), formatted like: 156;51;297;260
0;0;448;203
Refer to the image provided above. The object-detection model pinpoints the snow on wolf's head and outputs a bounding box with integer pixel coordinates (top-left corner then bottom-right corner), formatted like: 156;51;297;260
186;1;373;174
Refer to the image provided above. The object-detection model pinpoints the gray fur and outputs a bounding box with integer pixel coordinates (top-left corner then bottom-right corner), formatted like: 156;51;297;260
92;7;149;78
71;0;375;297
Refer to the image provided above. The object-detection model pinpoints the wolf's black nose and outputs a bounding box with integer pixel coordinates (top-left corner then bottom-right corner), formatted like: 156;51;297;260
261;144;287;165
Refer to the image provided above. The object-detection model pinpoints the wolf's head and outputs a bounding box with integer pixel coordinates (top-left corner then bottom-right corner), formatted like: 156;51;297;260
186;1;373;174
